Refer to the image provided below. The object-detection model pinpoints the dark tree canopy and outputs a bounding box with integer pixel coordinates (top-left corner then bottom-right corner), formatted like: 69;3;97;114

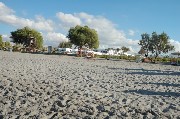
121;46;130;54
138;48;146;55
0;35;3;49
10;26;43;49
59;41;72;48
67;25;99;49
116;48;120;52
138;33;150;57
150;32;174;58
138;32;175;59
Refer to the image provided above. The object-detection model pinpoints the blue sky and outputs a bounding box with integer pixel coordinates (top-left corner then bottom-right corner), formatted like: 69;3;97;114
0;0;180;52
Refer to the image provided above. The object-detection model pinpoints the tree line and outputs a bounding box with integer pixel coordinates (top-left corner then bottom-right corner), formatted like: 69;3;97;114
138;32;174;60
11;27;43;50
1;25;175;59
0;35;11;50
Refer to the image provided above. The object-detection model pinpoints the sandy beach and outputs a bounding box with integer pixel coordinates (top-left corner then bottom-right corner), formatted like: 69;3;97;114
0;51;179;119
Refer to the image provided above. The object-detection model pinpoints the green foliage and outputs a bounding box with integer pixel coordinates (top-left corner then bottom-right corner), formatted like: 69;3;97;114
0;35;2;42
138;33;150;57
138;48;146;55
107;48;113;51
41;47;47;52
156;57;162;62
97;54;172;63
67;25;99;49
0;35;3;49
119;55;128;60
121;46;130;54
0;35;12;50
96;54;136;61
4;41;11;49
10;26;43;49
59;41;72;48
150;32;174;58
128;55;136;61
152;57;171;63
96;55;107;58
162;57;170;62
122;55;129;60
116;48;120;52
12;44;23;52
139;32;175;59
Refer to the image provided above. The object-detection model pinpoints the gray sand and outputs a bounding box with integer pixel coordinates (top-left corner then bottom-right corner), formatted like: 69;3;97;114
0;51;179;118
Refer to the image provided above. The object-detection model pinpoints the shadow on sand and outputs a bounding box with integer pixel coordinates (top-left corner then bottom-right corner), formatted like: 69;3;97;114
124;89;180;97
134;82;180;87
115;68;180;76
108;67;180;76
126;69;180;76
29;52;65;55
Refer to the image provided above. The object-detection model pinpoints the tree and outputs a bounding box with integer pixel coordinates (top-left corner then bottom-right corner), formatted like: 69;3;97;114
10;26;43;49
59;41;72;48
138;32;175;62
67;25;99;56
4;41;11;49
0;35;11;50
107;48;113;51
138;33;151;57
0;35;3;49
12;44;23;52
138;48;146;55
121;46;130;54
116;48;120;52
150;32;174;59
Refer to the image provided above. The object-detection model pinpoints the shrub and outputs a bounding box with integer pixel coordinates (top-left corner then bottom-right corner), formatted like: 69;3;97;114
162;58;170;62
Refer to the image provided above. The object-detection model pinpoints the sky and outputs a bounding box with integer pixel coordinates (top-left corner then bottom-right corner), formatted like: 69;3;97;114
0;0;180;53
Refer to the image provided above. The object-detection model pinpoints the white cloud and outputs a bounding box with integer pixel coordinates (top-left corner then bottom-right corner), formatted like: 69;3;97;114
58;12;140;52
2;34;11;41
0;2;14;15
1;2;180;53
0;3;140;51
56;12;81;28
0;2;55;32
43;32;68;46
128;30;135;36
0;3;141;51
1;34;15;45
170;39;180;52
33;15;55;31
77;12;94;20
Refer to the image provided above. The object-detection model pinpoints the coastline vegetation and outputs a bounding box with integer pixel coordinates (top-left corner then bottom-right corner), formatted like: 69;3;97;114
0;25;179;64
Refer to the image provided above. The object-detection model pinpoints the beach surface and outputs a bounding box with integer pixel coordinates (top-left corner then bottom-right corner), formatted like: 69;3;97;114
0;51;180;118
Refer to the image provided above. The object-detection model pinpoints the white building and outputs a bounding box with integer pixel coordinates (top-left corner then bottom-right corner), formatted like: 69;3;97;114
58;48;72;53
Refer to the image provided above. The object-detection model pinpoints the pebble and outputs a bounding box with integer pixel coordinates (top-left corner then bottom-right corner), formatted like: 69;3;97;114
0;51;179;118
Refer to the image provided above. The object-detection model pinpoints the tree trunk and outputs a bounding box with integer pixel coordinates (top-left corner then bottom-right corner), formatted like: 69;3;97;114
145;50;148;58
154;53;158;63
78;46;82;57
80;48;82;57
145;53;148;58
